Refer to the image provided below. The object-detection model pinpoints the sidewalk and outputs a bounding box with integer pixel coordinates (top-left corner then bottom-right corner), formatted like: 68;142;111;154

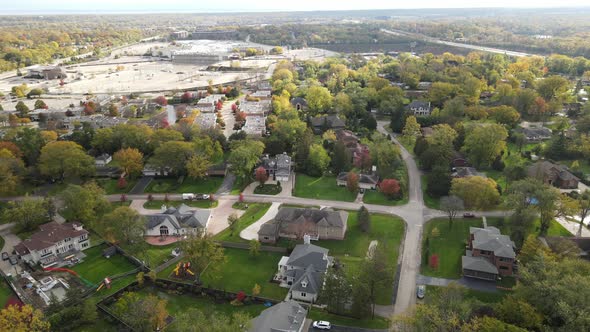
556;217;590;237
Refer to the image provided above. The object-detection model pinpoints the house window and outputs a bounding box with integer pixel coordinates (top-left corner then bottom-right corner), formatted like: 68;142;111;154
160;225;169;236
264;237;269;240
82;242;89;248
499;266;509;270
65;237;71;242
69;244;73;249
301;292;306;297
79;235;87;241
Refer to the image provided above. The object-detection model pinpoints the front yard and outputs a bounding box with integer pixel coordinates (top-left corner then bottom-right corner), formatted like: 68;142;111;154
293;174;357;202
421;217;573;279
95;178;138;195
145;177;223;194
362;190;407;206
214;203;271;243
253;184;282;195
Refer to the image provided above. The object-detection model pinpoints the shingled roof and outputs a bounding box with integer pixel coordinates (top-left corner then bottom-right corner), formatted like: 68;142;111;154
249;300;307;332
14;222;88;255
470;226;516;258
146;204;211;231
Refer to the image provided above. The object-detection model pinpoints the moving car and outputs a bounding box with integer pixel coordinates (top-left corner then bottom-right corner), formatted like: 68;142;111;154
417;285;426;299
312;321;331;330
1;252;8;261
463;212;476;218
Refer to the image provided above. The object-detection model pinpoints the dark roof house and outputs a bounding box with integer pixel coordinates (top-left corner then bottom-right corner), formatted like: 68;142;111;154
249;300;307;332
310;115;345;134
259;208;348;244
527;161;579;189
462;226;517;281
336;172;379;190
145;204;211;237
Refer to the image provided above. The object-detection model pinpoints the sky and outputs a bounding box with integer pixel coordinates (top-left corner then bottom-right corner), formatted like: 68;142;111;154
2;0;589;13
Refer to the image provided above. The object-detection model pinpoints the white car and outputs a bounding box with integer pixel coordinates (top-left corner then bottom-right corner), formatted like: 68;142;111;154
312;321;331;330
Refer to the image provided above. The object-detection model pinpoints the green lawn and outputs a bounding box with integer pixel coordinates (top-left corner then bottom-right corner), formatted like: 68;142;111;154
72;244;138;285
231;178;252;195
214;203;271;243
276;212;405;305
425;285;507;304
362;190;407;206
143;200;218;209
95;178;138;195
90;275;137;303
0;280;14;308
200;248;288;300
293;174;357;202
253;184;282;195
144;243;177;268
422;217;573;279
308;309;390;329
145;177;223;194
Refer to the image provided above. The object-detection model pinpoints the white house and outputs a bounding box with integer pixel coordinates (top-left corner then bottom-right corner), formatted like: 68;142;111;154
14;222;90;268
274;241;332;303
407;100;432;116
95;153;112;167
145;204;212;237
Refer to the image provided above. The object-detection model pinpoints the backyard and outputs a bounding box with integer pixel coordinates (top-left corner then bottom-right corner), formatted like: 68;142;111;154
308;309;390;329
214;203;271;243
72;243;139;285
143;243;177;268
145;177;223;194
424;285;507;304
421;217;573;279
293;174;357;202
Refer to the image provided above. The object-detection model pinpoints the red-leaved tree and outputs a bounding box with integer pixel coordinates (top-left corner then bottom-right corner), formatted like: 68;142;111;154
255;166;268;187
346;172;359;193
380;179;401;199
117;177;128;189
181;91;193;103
231;103;238;112
429;254;439;270
216;101;223;111
235;111;246;123
154;96;168;106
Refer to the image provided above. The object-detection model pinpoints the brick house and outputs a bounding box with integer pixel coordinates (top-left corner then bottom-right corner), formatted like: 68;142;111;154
462;226;516;281
527;161;579;189
258;208;347;244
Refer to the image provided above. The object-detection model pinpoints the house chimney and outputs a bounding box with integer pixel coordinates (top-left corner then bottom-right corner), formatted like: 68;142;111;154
161;204;167;213
303;234;311;245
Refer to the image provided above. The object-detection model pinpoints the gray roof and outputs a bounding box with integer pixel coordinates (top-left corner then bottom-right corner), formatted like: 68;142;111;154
407;100;430;110
470;226;516;258
146;204;211;230
527;161;579;182
249;300;307;332
310;115;345;129
290;265;323;294
521;127;552;139
271;207;347;234
337;172;379;185
462;255;499;274
286;244;329;270
291;97;308;107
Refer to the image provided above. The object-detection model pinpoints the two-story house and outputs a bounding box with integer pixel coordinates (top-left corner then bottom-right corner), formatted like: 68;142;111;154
462;226;516;281
527;161;580;189
257;153;292;182
407;100;431;116
14;222;90;268
275;242;332;303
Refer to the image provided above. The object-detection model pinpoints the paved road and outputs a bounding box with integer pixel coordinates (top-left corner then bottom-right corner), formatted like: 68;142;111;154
380;28;531;57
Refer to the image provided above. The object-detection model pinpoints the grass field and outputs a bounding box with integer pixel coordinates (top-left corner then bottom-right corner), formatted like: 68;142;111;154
143;200;218;209
0;280;14;308
145;177;223;194
421;175;440;209
144;243;177;268
308;309;390;329
425;285;507;304
72;244;138;285
253;184;282;195
421;217;572;279
362;190;407;206
95;178;138;195
293;174;357;202
214;203;271;243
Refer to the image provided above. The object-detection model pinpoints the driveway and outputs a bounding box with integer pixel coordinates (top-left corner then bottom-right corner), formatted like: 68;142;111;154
0;223;23;276
417;274;499;293
207;199;245;236
216;174;236;195
129;176;153;195
240;202;281;240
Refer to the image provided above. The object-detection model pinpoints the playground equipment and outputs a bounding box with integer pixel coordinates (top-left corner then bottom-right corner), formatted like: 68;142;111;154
173;262;195;278
96;277;112;292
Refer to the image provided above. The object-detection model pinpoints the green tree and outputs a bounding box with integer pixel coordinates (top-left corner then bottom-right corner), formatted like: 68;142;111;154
306;144;330;176
319;267;352;315
496;296;543;330
488;105;521;127
536;75;569;101
180;232;226;281
358;205;371;233
451;176;500;210
1;198;50;232
249;239;261;257
15;100;29;117
10;127;44;165
227;213;239;235
34;99;47;109
427;165;452;197
150;141;195;175
39;141;95;181
362;245;393;318
462;124;508;168
228;140;265;183
113;292;168;332
59;183;110;223
102;206;145;246
306;86;333;115
402;115;421;144
331;141;352;174
186;154;212;180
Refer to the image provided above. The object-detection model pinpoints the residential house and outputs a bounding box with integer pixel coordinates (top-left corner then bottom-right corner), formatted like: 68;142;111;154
336;172;379;190
251;90;272;100
242;114;266;136
249;300;308;332
335;130;370;167
407;100;431;116
291;97;308;111
521;127;552;142
451;167;486;178
26;65;67;80
142;165;171;177
527;161;579;189
310;115;345;134
275;242;332;302
14;222;90;268
562;102;582;116
258;208;348;244
193;112;217;129
145;204;212;237
462;226;517;281
95;153;112;167
417;82;432;90
257;153;292;182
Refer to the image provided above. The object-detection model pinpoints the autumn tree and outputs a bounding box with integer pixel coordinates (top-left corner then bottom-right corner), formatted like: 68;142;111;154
255;166;268;187
227;213;239;235
186;155;211;180
379;178;401;199
39;141;95;181
306;86;333;115
0;304;50;332
402;115;421;144
440;195;464;228
358;205;371;233
113;147;143;178
113;292;168;331
451;176;500;210
462;123;508;168
154;95;168;106
180;232;226;281
34;99;47;109
346;172;359;193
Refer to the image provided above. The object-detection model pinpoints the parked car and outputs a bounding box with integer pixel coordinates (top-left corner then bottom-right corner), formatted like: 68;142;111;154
463;212;476;218
9;255;18;266
1;252;9;261
182;193;195;200
417;285;426;299
312;321;331;330
194;193;210;200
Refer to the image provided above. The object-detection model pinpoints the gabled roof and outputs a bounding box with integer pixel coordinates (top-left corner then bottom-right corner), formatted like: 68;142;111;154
337;172;379;185
146;205;210;230
249;300;307;332
407;100;431;110
290;97;308;107
310;115;345;128
14;222;88;254
527;161;579;182
290;264;323;294
470;226;516;258
462;255;499;274
273;208;348;230
286;244;329;271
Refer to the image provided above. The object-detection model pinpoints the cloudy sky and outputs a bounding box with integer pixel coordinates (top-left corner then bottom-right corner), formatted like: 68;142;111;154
2;0;588;13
